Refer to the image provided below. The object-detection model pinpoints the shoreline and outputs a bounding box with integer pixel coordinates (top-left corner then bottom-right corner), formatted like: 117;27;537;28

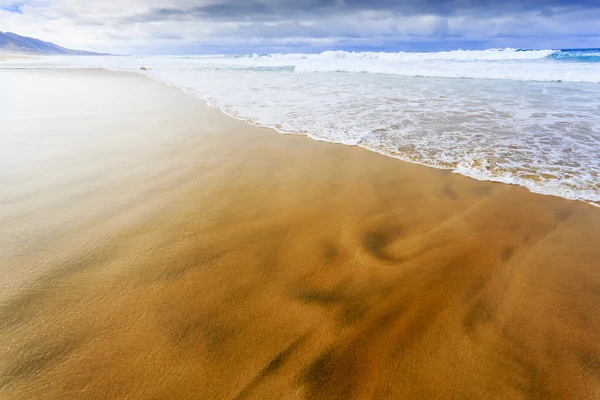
139;70;600;209
1;68;600;399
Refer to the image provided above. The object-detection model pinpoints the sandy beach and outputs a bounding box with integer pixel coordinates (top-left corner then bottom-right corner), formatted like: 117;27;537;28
1;68;600;399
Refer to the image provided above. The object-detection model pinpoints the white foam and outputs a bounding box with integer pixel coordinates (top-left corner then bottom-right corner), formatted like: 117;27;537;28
4;51;600;206
8;49;600;83
265;48;559;61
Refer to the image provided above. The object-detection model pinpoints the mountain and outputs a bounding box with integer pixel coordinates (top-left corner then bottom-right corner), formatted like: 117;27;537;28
0;31;105;55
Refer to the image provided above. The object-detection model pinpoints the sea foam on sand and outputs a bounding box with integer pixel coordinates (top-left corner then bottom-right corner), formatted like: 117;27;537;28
6;49;599;206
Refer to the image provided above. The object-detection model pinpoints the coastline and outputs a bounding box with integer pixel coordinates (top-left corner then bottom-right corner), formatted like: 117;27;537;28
1;68;600;399
139;69;600;208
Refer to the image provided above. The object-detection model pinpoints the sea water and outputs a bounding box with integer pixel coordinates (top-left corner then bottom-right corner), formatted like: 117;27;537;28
4;48;600;205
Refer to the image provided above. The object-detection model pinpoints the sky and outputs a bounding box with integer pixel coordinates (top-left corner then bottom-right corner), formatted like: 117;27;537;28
1;0;599;54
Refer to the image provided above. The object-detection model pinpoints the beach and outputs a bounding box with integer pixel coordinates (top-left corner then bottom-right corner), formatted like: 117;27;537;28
1;68;600;399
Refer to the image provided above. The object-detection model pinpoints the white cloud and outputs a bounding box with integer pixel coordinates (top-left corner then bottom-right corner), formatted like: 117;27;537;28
1;0;599;54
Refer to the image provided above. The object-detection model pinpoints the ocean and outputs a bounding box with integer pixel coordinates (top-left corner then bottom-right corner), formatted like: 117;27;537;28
4;48;600;205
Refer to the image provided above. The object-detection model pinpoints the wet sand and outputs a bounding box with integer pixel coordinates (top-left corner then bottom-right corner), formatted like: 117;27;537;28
1;69;600;399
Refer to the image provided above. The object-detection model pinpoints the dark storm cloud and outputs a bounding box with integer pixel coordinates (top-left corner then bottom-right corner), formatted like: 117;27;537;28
123;0;600;44
133;0;600;23
127;1;329;23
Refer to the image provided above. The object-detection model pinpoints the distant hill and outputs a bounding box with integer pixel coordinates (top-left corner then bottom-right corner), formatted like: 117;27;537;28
0;31;105;55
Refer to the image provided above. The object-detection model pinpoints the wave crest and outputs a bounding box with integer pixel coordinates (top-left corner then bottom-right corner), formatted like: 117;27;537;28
248;48;559;61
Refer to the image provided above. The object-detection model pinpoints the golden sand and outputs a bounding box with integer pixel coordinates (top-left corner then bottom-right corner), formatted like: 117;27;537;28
1;69;600;399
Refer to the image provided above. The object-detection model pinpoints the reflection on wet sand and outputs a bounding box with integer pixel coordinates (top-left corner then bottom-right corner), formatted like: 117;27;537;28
1;69;600;399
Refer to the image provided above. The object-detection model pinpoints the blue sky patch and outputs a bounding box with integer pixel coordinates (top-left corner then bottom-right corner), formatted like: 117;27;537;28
1;3;23;14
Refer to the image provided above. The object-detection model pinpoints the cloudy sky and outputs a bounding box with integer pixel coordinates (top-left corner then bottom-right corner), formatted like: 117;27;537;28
1;0;599;54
